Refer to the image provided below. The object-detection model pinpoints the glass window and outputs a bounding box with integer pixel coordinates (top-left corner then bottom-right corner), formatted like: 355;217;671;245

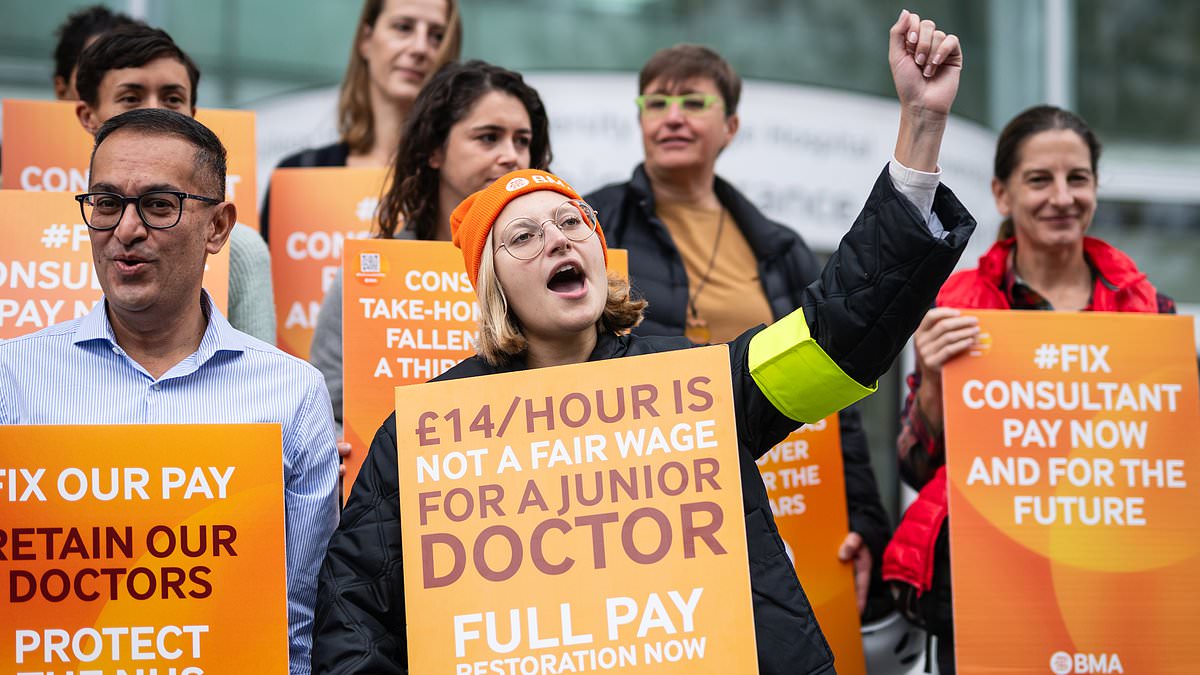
1091;200;1200;304
1076;0;1200;145
2;0;993;121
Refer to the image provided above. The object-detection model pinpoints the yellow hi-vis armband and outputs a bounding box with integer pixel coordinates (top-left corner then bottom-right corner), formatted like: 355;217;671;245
748;309;877;422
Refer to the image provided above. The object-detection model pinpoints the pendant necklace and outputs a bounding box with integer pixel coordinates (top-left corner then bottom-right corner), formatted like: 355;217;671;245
684;207;726;344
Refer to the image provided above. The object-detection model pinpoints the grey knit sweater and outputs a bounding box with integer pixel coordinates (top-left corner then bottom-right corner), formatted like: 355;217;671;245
226;222;276;344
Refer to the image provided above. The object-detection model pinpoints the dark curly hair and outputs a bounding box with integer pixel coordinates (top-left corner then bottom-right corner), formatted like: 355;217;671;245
376;60;552;240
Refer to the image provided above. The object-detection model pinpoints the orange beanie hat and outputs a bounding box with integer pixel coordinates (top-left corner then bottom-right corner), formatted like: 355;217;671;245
450;169;608;286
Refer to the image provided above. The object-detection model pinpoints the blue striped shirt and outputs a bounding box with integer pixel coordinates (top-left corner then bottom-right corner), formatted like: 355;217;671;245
0;293;338;675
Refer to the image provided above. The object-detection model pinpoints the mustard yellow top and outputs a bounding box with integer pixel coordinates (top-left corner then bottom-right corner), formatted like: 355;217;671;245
656;200;773;343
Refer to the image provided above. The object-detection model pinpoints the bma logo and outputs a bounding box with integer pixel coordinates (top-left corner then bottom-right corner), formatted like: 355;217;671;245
529;174;566;186
1050;650;1124;674
505;177;530;191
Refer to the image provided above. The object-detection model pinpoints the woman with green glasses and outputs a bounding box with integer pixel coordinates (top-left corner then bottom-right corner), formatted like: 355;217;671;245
586;43;904;620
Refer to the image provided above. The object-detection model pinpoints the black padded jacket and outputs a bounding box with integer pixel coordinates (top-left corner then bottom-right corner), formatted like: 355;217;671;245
586;165;890;603
311;167;976;674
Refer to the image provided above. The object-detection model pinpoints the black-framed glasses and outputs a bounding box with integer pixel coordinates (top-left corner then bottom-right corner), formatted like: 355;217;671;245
74;191;222;231
495;199;599;260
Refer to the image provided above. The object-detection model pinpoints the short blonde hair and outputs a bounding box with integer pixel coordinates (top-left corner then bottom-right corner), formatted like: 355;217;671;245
338;0;463;154
474;233;646;366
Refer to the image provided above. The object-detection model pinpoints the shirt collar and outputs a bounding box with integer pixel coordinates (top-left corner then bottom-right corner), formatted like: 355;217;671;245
1002;244;1099;311
72;290;249;366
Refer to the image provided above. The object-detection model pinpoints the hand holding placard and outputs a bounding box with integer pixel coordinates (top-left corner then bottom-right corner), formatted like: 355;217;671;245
943;311;1200;673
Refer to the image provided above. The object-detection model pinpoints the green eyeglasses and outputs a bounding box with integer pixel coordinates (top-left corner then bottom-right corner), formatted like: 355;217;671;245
635;93;722;117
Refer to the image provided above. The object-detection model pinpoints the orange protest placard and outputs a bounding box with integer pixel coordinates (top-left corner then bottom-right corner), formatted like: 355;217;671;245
342;240;629;499
395;346;758;673
268;167;387;359
942;310;1200;674
756;415;865;675
0;424;288;674
1;99;259;230
0;190;228;340
342;239;475;499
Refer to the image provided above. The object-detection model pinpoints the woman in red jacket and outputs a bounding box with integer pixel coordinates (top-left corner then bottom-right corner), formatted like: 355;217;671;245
883;104;1175;674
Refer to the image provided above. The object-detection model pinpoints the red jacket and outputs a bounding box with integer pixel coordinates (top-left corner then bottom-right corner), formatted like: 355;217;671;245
882;236;1165;594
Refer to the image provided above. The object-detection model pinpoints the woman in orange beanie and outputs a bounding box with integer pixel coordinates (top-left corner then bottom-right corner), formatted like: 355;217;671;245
315;12;974;674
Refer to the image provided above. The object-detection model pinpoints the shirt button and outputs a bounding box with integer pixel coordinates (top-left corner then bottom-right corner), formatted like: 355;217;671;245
112;347;123;355
151;383;161;391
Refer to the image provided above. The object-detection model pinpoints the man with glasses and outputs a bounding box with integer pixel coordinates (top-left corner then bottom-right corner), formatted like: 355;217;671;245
585;44;896;622
0;108;339;675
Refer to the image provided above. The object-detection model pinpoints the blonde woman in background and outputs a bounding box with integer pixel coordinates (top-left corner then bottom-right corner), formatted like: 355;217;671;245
260;0;462;242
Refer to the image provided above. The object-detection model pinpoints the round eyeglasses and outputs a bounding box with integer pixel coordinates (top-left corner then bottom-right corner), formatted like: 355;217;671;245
75;191;222;231
495;199;599;260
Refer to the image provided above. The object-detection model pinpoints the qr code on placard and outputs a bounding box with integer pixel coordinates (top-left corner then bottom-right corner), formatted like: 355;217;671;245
359;253;381;273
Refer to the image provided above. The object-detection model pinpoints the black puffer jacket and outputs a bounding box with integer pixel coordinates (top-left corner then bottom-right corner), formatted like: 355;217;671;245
586;165;891;603
312;167;976;674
